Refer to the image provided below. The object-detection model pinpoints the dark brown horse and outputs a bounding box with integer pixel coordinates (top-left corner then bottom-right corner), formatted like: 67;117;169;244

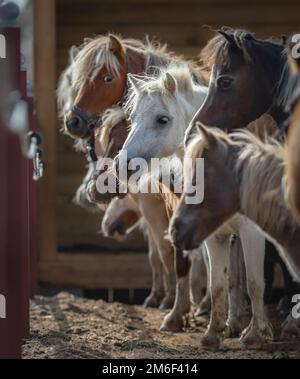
185;27;291;145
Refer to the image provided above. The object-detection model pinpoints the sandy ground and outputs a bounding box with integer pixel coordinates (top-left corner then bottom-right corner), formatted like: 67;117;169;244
22;292;300;359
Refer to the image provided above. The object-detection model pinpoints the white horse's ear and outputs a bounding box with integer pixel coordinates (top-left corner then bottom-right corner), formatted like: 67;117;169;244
164;73;176;94
108;35;124;56
128;74;142;92
196;122;216;146
69;45;79;62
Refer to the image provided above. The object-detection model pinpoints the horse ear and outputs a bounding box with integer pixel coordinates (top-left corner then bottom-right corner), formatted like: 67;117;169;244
69;45;79;62
164;73;176;94
218;30;236;46
108;35;124;56
196;122;216;146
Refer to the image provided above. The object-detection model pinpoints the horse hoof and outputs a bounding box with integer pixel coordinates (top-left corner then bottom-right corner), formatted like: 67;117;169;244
240;323;273;348
143;294;161;309
160;313;183;332
159;296;175;311
224;324;240;338
201;334;221;352
225;318;247;338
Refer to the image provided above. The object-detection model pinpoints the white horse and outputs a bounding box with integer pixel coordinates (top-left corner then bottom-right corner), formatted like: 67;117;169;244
118;62;269;350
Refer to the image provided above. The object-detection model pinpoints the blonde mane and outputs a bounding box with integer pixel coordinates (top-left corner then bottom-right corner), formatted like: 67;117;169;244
57;61;77;121
185;126;235;169
124;62;205;122
71;34;194;92
186;127;299;237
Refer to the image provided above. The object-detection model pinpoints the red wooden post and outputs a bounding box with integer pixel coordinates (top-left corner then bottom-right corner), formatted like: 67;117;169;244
0;26;32;359
19;67;31;338
27;97;38;299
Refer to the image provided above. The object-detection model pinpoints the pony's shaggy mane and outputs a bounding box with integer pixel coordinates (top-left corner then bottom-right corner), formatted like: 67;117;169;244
70;34;192;92
57;59;78;123
198;26;284;75
124;62;205;119
186;126;300;237
185;126;236;168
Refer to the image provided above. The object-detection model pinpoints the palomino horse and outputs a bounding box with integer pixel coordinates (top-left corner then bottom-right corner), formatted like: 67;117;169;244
185;27;293;144
170;124;300;339
117;62;269;349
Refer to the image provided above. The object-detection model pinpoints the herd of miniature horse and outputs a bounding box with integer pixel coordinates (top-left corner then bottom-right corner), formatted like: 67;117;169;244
57;27;300;351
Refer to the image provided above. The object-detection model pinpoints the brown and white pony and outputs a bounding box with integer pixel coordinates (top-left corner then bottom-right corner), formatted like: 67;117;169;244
171;124;300;340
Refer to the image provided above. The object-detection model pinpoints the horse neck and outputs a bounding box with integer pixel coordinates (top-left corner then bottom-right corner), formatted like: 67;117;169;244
173;84;207;160
236;143;300;279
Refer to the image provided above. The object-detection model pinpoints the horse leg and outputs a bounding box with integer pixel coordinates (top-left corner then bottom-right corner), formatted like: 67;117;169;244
194;244;211;316
143;229;165;308
190;245;207;307
201;234;230;351
139;194;176;309
226;236;251;337
160;247;191;332
239;222;273;347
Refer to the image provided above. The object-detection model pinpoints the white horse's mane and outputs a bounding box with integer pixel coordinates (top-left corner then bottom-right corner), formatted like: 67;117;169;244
125;62;201;116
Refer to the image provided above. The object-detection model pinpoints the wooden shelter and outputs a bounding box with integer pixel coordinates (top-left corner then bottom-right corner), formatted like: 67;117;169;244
34;0;300;290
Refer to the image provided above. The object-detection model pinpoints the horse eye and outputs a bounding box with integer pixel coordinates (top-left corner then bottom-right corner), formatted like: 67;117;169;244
104;75;113;83
216;76;233;90
157;116;170;125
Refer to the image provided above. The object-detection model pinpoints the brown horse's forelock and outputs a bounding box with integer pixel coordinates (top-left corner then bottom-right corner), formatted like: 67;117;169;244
198;27;284;75
198;29;253;74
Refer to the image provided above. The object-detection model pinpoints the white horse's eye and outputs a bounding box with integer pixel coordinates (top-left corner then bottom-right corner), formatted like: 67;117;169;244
104;75;113;83
157;116;170;125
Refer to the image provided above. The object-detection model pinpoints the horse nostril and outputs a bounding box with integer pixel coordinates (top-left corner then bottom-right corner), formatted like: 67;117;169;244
66;117;87;137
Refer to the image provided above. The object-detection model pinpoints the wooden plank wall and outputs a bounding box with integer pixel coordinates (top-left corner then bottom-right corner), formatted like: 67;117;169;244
55;0;300;251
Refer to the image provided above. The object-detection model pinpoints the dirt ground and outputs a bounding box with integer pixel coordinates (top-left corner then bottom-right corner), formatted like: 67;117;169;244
22;292;300;359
